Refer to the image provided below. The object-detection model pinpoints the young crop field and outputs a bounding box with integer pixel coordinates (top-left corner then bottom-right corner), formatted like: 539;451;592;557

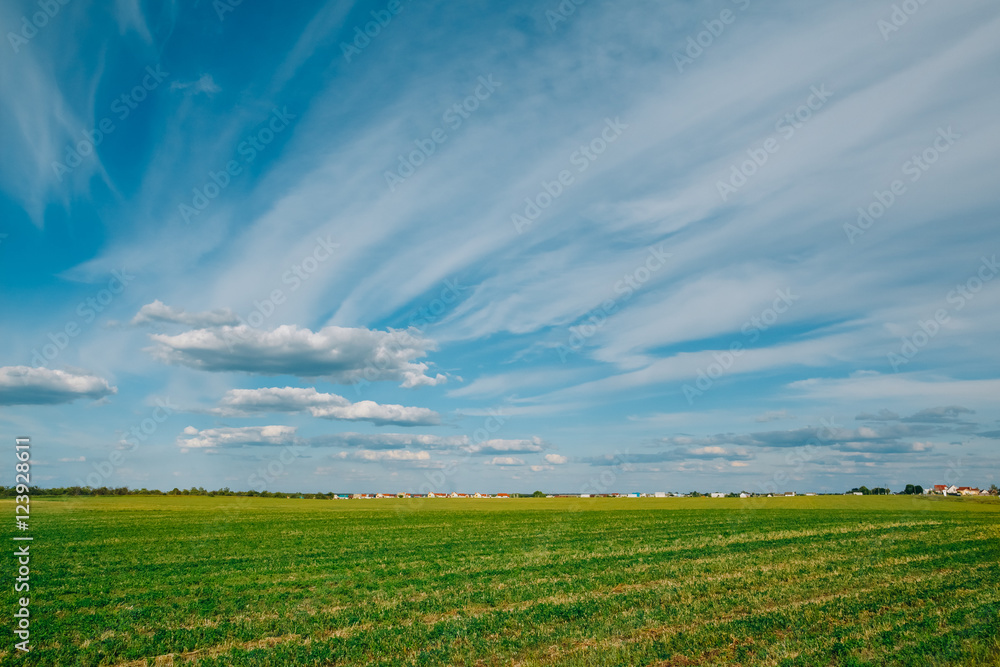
3;495;999;666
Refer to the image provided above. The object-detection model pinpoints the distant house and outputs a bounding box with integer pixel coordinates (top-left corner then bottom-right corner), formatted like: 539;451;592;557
739;492;750;498
784;492;796;497
495;493;510;499
853;492;863;496
710;492;725;498
628;492;641;498
957;487;981;496
654;492;667;498
579;493;590;498
804;493;817;496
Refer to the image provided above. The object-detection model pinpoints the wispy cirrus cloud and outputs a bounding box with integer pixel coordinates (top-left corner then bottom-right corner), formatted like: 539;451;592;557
308;432;545;455
131;300;240;327
169;74;220;96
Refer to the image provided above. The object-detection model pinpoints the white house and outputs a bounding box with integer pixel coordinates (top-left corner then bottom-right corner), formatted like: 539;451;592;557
710;492;725;498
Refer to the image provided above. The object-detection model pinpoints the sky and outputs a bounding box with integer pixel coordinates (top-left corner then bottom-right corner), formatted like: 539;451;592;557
1;0;998;495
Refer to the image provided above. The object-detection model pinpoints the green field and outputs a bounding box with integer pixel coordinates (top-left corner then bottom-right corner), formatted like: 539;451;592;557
3;495;999;666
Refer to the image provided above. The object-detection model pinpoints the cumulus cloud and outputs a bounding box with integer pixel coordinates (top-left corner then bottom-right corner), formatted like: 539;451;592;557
0;366;117;405
177;425;298;449
217;386;341;412
216;386;440;426
147;325;446;387
132;300;240;327
466;437;545;454
485;456;525;466
310;401;439;426
544;453;568;464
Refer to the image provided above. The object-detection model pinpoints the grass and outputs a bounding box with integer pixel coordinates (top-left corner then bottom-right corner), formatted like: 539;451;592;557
2;495;999;666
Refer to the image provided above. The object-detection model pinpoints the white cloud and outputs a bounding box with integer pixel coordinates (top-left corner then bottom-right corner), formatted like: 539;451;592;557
544;453;568;464
310;401;440;426
691;446;727;456
218;386;345;412
789;374;1000;404
216;386;440;426
170;74;221;95
0;367;117;406
485;456;525;466
755;410;793;423
309;432;467;450
336;449;431;462
132;300;241;327
306;432;544;456
178;425;298;449
148;325;446;387
467;437;545;454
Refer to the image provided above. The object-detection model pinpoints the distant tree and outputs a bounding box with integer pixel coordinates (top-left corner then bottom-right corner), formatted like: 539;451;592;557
914;485;923;495
532;490;546;498
990;484;999;495
904;484;916;495
690;491;702;497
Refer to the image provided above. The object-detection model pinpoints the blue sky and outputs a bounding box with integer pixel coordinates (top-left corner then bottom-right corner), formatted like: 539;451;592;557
1;0;998;494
